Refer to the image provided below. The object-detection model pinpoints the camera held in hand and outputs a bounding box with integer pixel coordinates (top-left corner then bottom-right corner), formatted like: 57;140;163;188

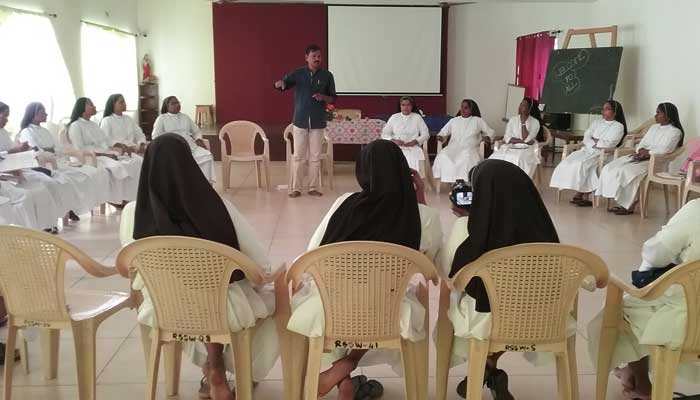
449;179;473;210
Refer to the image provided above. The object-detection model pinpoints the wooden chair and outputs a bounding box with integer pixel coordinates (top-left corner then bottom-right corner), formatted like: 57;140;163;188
116;235;287;400
283;123;334;190
434;138;487;194
435;243;609;400
218;121;270;191
195;105;214;127
594;260;700;400
286;241;439;400
683;160;700;205
640;145;687;218
0;225;133;400
334;109;362;121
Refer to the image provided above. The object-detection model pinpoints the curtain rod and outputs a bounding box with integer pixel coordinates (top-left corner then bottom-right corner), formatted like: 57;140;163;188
81;20;137;37
0;5;57;18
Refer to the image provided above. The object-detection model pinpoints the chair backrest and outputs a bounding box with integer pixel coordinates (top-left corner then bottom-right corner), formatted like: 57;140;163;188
218;120;266;157
287;241;439;346
283;123;328;157
452;243;608;345
335;109;362;121
116;236;265;335
59;127;72;146
649;144;687;175
639;259;700;354
0;226;77;323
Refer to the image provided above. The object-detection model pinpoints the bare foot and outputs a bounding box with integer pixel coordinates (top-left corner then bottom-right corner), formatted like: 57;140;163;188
337;376;355;400
318;358;359;396
208;368;234;400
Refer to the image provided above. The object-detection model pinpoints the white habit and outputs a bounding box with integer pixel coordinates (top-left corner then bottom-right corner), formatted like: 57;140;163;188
596;124;682;209
587;199;700;382
381;112;430;172
100;114;147;146
489;116;541;178
68;118;141;202
549;119;625;193
152;113;214;181
432;116;494;183
286;192;443;374
120;199;279;381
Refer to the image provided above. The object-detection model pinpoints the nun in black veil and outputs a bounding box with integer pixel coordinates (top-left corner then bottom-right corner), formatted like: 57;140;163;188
445;159;561;399
286;140;443;399
121;133;278;400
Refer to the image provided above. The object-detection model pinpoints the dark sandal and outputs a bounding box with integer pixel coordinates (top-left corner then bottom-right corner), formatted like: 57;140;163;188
351;375;383;399
608;206;624;212
198;377;211;399
570;197;583;204
456;370;491;399
615;208;635;215
0;344;21;366
486;369;514;400
576;200;593;207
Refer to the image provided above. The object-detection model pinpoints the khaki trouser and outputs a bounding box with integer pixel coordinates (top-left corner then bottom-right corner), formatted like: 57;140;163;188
291;125;323;193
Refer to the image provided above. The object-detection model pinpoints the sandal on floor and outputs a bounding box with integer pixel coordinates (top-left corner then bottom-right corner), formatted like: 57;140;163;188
615;208;635;215
351;375;383;399
486;369;514;400
570;197;583;204
199;377;211;399
456;371;491;399
576;200;593;207
608;206;624;213
0;344;21;366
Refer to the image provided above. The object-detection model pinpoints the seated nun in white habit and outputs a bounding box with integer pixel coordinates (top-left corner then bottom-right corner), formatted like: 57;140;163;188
287;140;442;399
489;97;543;178
381;96;430;173
17;102;107;217
444;160;564;399
587;198;700;400
67;97;141;203
100;94;147;155
549;99;627;207
119;133;277;400
432;99;494;184
0;101;62;232
597;102;684;215
152;96;214;181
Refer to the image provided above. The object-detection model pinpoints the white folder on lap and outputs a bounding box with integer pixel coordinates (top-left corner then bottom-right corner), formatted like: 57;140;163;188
0;151;39;173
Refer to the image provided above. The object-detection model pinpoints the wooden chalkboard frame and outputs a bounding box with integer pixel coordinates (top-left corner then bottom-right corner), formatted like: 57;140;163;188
562;25;618;49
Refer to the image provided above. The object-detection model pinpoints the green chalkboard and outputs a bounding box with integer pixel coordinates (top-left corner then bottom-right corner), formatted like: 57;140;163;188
541;47;623;114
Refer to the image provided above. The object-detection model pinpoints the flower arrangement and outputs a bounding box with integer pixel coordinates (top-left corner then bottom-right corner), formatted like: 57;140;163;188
326;104;336;121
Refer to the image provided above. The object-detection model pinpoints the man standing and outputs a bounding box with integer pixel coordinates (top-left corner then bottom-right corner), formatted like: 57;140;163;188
274;44;336;198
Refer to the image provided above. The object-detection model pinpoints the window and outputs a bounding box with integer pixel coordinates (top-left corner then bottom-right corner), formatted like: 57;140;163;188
80;22;138;120
0;9;75;132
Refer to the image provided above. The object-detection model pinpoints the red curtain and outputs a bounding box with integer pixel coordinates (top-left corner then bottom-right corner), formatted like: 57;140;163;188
515;31;555;100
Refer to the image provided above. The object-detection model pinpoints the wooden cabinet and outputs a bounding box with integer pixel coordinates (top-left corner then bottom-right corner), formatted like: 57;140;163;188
139;83;159;140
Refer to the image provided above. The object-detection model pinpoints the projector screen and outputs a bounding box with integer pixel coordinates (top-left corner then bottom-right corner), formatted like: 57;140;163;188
328;6;442;95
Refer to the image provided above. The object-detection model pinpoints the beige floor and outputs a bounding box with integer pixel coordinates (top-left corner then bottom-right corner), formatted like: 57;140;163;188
2;160;699;400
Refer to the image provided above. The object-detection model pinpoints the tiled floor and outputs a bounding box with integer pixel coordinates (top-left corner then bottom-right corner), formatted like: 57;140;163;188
2;160;699;399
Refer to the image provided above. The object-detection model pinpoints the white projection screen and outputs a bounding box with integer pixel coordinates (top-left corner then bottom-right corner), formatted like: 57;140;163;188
328;6;442;95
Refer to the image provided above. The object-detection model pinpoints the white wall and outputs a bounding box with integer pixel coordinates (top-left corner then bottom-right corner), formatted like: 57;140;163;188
587;0;699;139
137;0;215;119
447;2;591;133
0;0;138;98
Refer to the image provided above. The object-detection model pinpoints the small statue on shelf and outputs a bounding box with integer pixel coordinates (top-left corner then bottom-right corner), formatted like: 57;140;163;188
142;54;158;83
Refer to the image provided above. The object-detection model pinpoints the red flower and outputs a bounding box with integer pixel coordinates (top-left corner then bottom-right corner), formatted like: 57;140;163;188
327;104;335;111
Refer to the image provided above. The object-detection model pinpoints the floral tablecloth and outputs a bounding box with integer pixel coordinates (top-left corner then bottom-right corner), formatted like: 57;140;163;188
325;119;385;144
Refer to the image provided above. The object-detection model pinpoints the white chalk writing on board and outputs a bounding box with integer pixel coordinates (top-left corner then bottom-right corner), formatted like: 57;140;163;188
553;49;591;96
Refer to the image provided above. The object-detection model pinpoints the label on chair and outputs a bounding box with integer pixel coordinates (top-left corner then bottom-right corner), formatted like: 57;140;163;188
172;333;212;343
334;340;379;349
21;320;51;328
504;344;537;352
